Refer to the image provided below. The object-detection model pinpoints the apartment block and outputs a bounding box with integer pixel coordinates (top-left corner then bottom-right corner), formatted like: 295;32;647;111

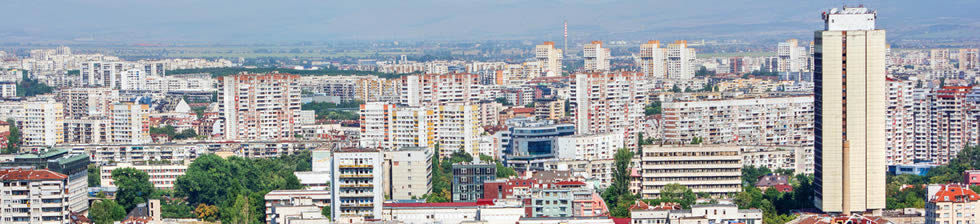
100;162;188;189
56;88;119;119
555;132;624;161
384;147;432;200
0;81;15;98
666;41;697;80
452;163;495;202
0;148;90;214
331;148;384;220
218;72;303;140
583;41;610;72
885;78;916;165
0;169;72;224
640;145;742;198
570;72;648;148
661;96;814;146
355;77;400;103
536;42;563;77
109;102;150;145
926;184;980;224
533;98;565;121
399;73;482;107
640;40;667;80
21;101;64;146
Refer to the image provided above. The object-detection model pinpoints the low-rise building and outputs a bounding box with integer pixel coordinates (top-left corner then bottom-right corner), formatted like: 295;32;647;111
630;201;763;224
100;161;188;189
331;148;384;220
452;163;496;202
382;199;525;224
265;190;331;224
640;145;742;198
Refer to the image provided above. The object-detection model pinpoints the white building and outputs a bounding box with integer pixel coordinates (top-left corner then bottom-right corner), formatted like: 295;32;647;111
57;87;119;119
583;41;611;72
0;169;73;224
382;200;525;224
641;145;742;198
631;201;763;224
0;81;15;98
661;96;814;146
666;41;697;80
100;162;188;189
640;41;667;80
555;133;624;161
331;148;384;221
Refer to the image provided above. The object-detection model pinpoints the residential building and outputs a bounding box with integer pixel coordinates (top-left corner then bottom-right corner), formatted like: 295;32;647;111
570;72;648;147
533;98;565;121
100;162;188;189
885;78;916;165
384;147;432;200
358;102;396;149
452;163;496;202
265;190;331;224
433;104;482;157
21;101;64;146
355;77;400;103
555;133;624;161
960;48;978;71
218;72;303;140
0;169;72;224
530;187;574;217
399;73;482;107
666;41;697;80
0;81;14;98
640;145;742;198
740;146;814;175
813;6;887;214
583;41;610;72
361;103;481;157
966;170;980;186
926;184;980;224
640;40;667;80
331;148;384;220
0;148;90;214
630;201;763;224
661;96;814;146
381;200;525;224
536;42;563;77
778;39;811;81
109;102;151;145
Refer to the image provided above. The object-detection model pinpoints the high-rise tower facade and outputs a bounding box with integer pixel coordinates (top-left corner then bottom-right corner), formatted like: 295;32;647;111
813;6;886;215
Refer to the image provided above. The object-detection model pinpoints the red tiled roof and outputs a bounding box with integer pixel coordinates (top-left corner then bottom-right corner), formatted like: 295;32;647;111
612;217;631;224
771;184;794;193
512;108;534;113
0;169;68;181
932;184;980;203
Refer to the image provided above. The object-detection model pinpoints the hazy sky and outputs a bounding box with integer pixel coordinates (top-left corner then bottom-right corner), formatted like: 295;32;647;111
2;0;978;43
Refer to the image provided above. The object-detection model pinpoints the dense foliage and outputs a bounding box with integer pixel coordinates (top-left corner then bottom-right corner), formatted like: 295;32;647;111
149;125;198;140
883;146;980;210
602;148;637;217
89;199;127;224
642;183;697;209
112;168;155;211
16;74;54;97
3;119;21;154
301;101;362;120
644;101;662;116
173;152;309;223
736;166;816;224
424;146;473;202
166;67;408;79
88;165;100;187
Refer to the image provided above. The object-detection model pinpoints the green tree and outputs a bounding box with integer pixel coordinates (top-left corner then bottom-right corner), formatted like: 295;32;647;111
112;168;154;211
494;97;512;106
601;148;637;218
689;136;703;144
322;206;331;220
4;119;21;154
643;101;662;116
174;129;198;140
16;73;54;97
88;164;100;187
89;199;127;224
496;161;517;178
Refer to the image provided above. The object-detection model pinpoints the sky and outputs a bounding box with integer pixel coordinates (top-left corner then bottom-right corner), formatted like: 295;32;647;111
1;0;978;44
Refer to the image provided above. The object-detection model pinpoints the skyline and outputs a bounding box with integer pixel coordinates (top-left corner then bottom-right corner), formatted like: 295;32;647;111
2;0;979;44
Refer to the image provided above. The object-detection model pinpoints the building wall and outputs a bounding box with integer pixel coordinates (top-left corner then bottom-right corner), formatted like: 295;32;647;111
641;145;742;198
219;73;302;141
21;101;64;146
331;149;384;220
100;162;188;189
385;148;432;200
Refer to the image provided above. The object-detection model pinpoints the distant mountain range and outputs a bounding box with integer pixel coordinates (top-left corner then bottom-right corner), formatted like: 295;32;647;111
1;0;977;44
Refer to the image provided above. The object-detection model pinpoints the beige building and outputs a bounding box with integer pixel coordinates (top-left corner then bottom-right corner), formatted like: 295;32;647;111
384;147;432;200
662;96;814;146
639;40;667;80
926;184;980;224
571;72;648;148
56;87;119;119
813;7;887;214
536;42;563;77
359;102;481;157
666;41;697;80
583;41;610;72
533;98;565;121
109;102;150;144
100;162;188;189
21;101;64;146
640;145;742;198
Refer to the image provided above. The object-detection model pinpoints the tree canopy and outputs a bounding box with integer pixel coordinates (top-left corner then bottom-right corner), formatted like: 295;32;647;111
602;148;637;218
112;168;155;211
